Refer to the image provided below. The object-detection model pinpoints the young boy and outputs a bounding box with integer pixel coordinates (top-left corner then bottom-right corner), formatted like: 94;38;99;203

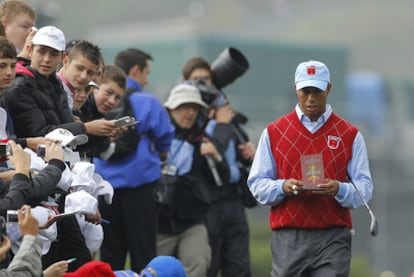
1;26;119;141
0;0;36;52
57;40;103;109
0;36;16;93
82;65;126;119
78;65;126;159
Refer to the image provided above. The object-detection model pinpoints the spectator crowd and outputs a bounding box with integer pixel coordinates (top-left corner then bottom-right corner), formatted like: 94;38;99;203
0;1;258;276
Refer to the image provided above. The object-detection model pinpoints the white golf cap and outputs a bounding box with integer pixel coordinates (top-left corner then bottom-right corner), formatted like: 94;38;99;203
164;83;207;110
65;190;97;215
295;60;330;91
32;26;66;51
45;128;88;149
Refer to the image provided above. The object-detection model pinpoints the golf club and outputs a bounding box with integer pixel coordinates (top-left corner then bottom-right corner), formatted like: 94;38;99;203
348;177;378;236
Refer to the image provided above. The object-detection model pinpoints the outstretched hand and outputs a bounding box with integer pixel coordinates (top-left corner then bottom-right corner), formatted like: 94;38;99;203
7;141;30;176
18;205;39;237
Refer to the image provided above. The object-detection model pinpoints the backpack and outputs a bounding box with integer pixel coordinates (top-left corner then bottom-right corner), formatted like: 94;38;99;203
105;87;141;160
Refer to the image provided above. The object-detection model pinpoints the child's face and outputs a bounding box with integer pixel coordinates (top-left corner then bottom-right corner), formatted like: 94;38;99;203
62;55;98;88
0;57;16;90
94;80;124;114
72;86;90;110
29;45;63;77
3;13;34;50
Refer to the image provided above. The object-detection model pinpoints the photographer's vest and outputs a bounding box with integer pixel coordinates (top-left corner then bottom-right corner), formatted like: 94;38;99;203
267;110;357;230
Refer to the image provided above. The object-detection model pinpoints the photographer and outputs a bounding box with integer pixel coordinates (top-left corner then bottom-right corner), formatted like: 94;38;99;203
182;56;255;277
0;204;43;277
156;83;229;277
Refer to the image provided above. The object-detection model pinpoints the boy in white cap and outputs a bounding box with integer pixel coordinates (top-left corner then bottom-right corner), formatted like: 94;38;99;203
247;60;374;276
1;25;84;138
1;26;120;143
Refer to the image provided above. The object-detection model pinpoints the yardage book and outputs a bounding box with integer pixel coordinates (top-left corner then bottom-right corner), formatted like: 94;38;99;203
300;153;325;191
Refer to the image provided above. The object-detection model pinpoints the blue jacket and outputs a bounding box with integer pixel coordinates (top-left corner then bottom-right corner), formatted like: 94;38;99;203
94;78;174;188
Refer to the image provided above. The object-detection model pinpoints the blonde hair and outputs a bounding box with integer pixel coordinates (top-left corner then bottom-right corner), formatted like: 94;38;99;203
0;0;36;23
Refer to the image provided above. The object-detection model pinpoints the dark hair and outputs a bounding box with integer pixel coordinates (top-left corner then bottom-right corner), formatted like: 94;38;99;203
0;36;16;59
101;65;126;90
114;48;153;75
182;57;212;80
67;40;102;67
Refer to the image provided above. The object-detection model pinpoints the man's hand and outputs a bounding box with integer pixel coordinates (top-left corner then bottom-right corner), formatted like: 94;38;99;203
200;138;222;162
84;209;102;225
0;237;11;261
283;179;304;196
43;260;69;277
84;119;117;137
109;125;127;142
0;170;16;181
17;28;37;60
18;205;39;237
7;141;30;176
44;142;64;162
312;179;339;197
26;137;50;152
214;104;234;124
238;141;256;161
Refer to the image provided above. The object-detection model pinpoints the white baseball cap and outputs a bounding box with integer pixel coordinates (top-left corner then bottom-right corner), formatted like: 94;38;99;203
45;128;88;149
164;83;208;110
70;162;96;194
295;60;330;91
32;26;66;51
65;190;97;215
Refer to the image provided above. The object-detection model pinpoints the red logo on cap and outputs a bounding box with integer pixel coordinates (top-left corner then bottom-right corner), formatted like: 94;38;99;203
307;66;316;76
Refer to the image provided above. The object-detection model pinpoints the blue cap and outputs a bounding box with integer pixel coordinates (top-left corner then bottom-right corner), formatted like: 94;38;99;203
143;256;186;277
295;60;330;91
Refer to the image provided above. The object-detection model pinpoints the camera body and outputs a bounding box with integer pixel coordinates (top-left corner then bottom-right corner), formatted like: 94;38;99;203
37;144;46;158
114;116;139;128
190;79;227;108
6;210;18;222
0;143;11;157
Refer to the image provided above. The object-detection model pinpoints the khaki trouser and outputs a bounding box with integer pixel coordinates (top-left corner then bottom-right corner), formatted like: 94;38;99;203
157;223;211;277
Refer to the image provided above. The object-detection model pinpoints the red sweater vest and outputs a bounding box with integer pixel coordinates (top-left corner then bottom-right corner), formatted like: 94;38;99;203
267;110;358;230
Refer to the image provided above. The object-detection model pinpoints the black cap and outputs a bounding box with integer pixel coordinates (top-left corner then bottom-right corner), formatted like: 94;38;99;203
65;39;80;52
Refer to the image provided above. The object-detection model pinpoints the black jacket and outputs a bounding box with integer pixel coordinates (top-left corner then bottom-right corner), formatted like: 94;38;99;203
28;159;67;205
157;123;230;234
1;67;85;138
0;159;66;217
77;93;110;158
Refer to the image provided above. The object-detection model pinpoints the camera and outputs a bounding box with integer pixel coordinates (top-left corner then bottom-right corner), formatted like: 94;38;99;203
37;144;46;158
0;143;11;157
189;79;220;106
211;47;250;89
114;116;139;128
6;210;18;222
